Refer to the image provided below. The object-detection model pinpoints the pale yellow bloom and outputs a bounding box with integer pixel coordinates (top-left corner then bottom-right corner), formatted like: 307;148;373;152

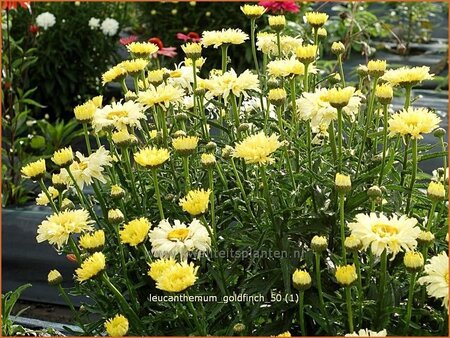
134;147;170;169
74;101;96;122
52;147;74;167
321;86;356;109
181;42;202;59
179;189;211;216
295;44;318;64
233;132;281;165
427;181;446;201
37;209;94;249
292;269;312;290
305;12;329;28
75;252;106;282
127;42;158;58
104;314;129;337
138;83;184;110
367;60;387;77
36;186;59;206
202;28;248;48
148;257;177;281
92;100;145;132
79;230;105;251
21;159;46;180
120;217;152;246
388;107;441;139
382;66;434;87
206;68;259;100
335;264;357;286
154;261;199;292
346;329;387;337
418;251;449;309
375;83;393;103
403;251;424;272
268;15;286;30
172;136;199;155
102;65;127;85
240;4;266;19
335;173;352;192
117;58;148;75
256;32;303;57
267;57;310;78
268;88;287;106
47;269;63;285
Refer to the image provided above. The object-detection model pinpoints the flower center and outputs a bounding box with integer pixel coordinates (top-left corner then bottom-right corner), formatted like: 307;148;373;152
107;110;128;119
371;223;399;237
445;272;449;284
78;161;88;170
167;228;189;241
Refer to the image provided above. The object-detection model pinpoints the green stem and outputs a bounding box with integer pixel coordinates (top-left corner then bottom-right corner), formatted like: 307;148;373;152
208;169;216;234
221;44;229;73
68;237;81;264
230;159;256;221
353;251;363;327
57;284;87;334
404;272;417;334
183;156;190;193
306;122;318;213
152;169;165;220
337;107;344;172
186;292;207;335
339;193;347;263
378;104;389;185
405;138;417;214
338;54;346;87
101;273;143;333
82;123;92;155
276;31;282;58
404;85;412;109
400;136;411;187
299;290;306;336
376;249;388;329
426;201;437;231
328;122;338;168
345;287;354;332
315;253;326;316
38;179;58;212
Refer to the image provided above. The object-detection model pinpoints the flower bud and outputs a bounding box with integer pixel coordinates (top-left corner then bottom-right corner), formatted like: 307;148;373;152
417;230;435;246
48;269;63;286
175;113;189;122
292;269;312;291
61;198;75;211
357;65;368;77
111;185;126;199
233;323;246;334
331;41;345;55
268;15;286;32
335;173;351;194
238;123;251;133
335;264;357;286
222;145;234;160
433;128;446;138
427;181;445;202
173;130;187;138
200;153;216;168
367;185;382;198
205;141;217;152
268;88;287;106
108;209;124;224
403;251;424;273
344;235;363;252
311;235;327;253
367;60;387;78
267;78;281;89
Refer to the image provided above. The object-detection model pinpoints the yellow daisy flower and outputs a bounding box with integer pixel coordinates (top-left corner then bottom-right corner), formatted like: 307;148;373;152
388;107;441;139
134;147;170;169
104;314;129;337
120;217;152;246
21;159;46;180
382;66;434;87
305;12;329;28
179;189;211;216
75;252;106;282
233;131;281;165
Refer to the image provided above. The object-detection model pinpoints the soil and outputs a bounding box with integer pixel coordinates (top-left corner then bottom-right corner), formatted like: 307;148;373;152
13;300;75;324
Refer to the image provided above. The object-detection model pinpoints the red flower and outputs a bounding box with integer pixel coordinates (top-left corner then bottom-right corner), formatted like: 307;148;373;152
176;31;201;43
66;254;77;263
2;0;30;11
119;35;138;46
28;24;39;34
148;37;177;58
258;0;299;13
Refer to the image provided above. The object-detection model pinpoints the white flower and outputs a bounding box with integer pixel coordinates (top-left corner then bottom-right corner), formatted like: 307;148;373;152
149;219;211;259
36;12;56;30
207;68;259;100
345;329;387;337
347;212;420;259
88;17;100;30
60;146;112;189
92;100;145;132
418;251;449;310
101;18;119;36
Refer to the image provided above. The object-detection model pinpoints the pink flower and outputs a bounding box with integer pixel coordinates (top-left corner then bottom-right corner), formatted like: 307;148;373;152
119;35;138;46
29;24;39;34
258;0;299;13
148;37;178;58
176;31;201;42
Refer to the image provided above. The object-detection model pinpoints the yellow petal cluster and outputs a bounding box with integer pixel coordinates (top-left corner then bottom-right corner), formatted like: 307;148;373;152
233;132;281;165
104;314;129;337
52;147;74;167
134;147;170;169
335;264;357;286
240;4;266;19
79;230;105;251
382;66;434;87
388;107;441;139
202;28;248;48
75;252;106;282
149;258;199;292
21;159;46;180
305;12;329;28
179;189;211;216
172;136;199;155
102;65;127;85
127;42;158;58
117;58;149;75
292;269;312;290
321;86;356;109
295;44;317;64
120;217;152;246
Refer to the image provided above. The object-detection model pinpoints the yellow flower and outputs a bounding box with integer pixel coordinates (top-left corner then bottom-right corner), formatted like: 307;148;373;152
240;4;266;19
179;189;211;216
321;86;356;109
233;132;281;165
292;269;312;291
344;235;363;252
388;107;441;139
268;15;285;31
305;12;329;28
375;83;393;104
257;32;303;57
335;173;352;193
75;252;106;282
36;186;59;206
427;181;445;201
127;41;159;58
200;153;216;168
102;65;127;85
117;58;148;75
268;88;287;106
331;41;345;55
381;66;434;87
134;147;170;169
311;235;328;252
92;100;145;132
154;261;199;293
147;69;166;85
267;57;306;78
148;257;177;281
181;42;202;59
110;184;125;199
317;27;327;37
91;95;103;108
348;212;420;259
37;209;94;249
104;314;129;337
79;230;105;252
403;251;424;273
418;251;449;309
172;136;199;155
120;217;151;246
47;269;63;286
74;101;96;122
276;332;291;337
417;230;435;246
295;44;318;64
52;147;74;167
21;159;46;180
367;60;387;77
111;129;137;147
202;28;248;48
138;83;184;109
207;68;259;100
335;264;357;286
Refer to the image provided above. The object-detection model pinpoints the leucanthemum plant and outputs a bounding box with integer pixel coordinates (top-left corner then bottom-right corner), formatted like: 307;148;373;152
22;3;447;337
